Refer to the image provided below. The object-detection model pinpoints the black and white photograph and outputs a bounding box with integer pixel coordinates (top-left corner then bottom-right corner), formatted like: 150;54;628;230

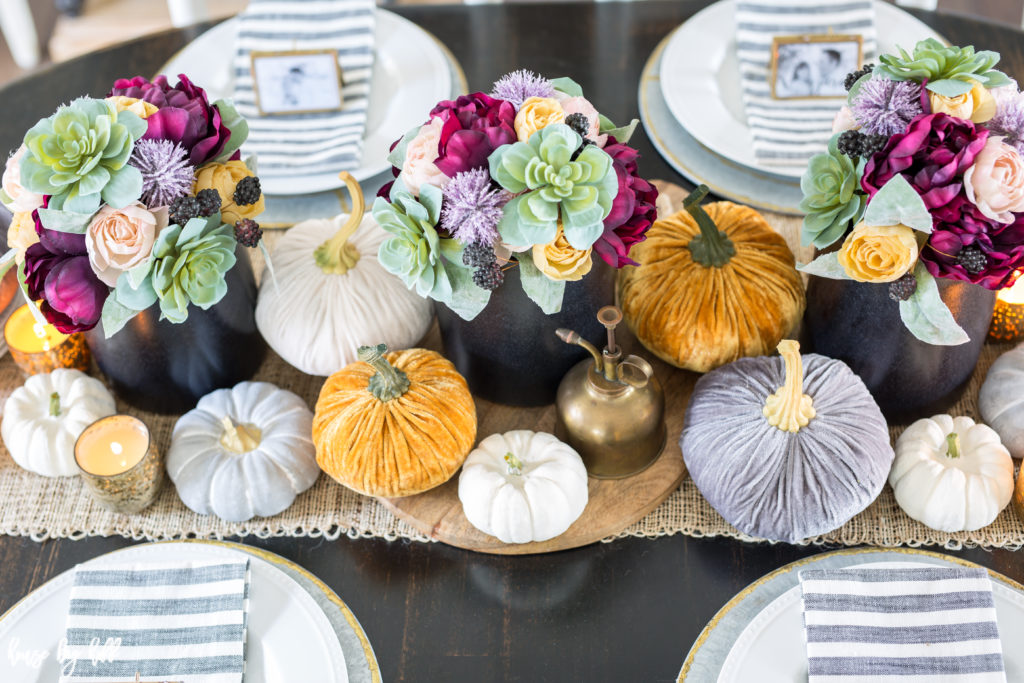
771;35;862;99
250;49;344;115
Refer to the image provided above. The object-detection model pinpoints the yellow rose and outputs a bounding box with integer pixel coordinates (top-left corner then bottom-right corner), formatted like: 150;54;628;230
514;97;566;143
194;160;264;224
929;81;995;124
106;96;158;120
837;222;919;283
7;211;38;264
532;225;593;281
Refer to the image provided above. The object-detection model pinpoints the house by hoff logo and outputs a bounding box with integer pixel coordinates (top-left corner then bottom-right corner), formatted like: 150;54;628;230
6;635;121;674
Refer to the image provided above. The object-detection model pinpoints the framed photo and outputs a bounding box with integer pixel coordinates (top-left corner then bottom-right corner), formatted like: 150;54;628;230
250;49;344;116
770;34;863;99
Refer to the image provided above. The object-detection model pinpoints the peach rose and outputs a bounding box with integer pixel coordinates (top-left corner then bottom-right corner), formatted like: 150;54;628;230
831;105;860;134
557;95;608;147
106;96;158;119
7;211;38;264
838;222;919;283
194;160;264;225
929;81;996;124
399;117;449;196
964;136;1024;224
532;224;593;281
515;97;565;143
86;202;166;286
1;146;44;213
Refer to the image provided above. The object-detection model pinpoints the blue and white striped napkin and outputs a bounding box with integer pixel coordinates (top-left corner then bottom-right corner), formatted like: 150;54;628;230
735;0;877;168
232;0;376;178
59;560;250;683
800;567;1007;682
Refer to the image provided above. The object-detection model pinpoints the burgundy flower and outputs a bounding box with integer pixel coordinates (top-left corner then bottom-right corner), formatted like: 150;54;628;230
921;198;1024;290
593;139;658;268
109;74;231;165
428;93;516;177
862;113;988;222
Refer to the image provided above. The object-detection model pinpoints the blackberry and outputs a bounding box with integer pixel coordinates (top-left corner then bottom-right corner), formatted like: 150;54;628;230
956;246;987;275
169;195;201;226
462;241;496;268
196;188;222;217
571;138;594;162
472;262;504;291
234;218;262;248
843;63;874;91
233;176;261;206
837;130;865;158
888;273;918;301
861;133;889;158
565;112;591;140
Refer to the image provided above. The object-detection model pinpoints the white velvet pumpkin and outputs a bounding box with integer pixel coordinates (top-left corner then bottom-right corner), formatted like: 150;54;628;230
1;369;116;477
890;415;1013;532
167;381;320;522
979;343;1024;459
458;430;589;544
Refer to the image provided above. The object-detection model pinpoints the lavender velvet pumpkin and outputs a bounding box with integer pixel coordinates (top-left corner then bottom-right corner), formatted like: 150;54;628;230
681;341;893;543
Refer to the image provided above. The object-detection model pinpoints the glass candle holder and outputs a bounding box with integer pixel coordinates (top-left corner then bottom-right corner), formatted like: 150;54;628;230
990;277;1024;343
74;415;163;514
4;303;90;375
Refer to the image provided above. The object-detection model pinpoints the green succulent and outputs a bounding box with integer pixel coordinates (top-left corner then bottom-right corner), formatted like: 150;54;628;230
799;135;866;249
875;38;1012;97
20;97;146;215
489;123;618;250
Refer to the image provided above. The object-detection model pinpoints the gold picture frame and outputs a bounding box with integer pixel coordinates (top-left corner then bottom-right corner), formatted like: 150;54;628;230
770;34;863;100
250;49;345;116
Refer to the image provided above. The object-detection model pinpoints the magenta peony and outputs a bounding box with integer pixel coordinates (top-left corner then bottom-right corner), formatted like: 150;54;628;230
593;138;658;268
920;198;1024;290
429;93;517;177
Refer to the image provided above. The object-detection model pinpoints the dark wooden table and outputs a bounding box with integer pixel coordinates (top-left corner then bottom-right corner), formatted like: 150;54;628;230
1;2;1023;681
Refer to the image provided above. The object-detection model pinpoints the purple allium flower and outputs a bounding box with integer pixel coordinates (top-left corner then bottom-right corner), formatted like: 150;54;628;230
851;78;923;137
441;168;509;245
491;70;555;109
988;87;1024;155
130;139;194;208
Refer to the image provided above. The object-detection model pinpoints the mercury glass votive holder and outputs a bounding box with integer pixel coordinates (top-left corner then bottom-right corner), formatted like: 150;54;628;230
74;415;163;514
4;303;90;375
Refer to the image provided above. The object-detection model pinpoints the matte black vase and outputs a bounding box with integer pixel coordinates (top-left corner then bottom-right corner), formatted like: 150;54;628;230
436;261;615;406
83;248;266;414
803;275;996;422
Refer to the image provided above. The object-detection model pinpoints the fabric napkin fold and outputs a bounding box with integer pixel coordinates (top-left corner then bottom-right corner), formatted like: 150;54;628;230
232;0;377;178
799;566;1007;682
735;0;877;168
59;559;251;683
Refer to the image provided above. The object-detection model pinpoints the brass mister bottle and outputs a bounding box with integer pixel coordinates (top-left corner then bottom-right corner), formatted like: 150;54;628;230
554;306;666;479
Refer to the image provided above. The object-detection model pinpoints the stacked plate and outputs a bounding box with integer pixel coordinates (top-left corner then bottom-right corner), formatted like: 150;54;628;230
639;0;942;215
0;540;380;682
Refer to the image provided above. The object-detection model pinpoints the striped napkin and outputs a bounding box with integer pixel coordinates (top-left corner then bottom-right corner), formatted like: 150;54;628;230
59;560;250;683
735;0;877;168
232;0;376;178
799;567;1007;682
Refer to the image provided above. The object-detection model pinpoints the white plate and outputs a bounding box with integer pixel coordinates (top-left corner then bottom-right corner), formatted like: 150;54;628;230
0;542;347;683
160;9;453;195
659;0;942;180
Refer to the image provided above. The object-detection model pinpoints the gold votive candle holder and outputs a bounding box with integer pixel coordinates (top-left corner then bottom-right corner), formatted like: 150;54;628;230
990;280;1024;343
4;303;90;375
74;415;163;514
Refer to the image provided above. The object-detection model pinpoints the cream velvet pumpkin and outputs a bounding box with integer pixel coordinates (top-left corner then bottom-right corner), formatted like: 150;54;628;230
890;415;1013;532
1;369;115;477
458;430;588;544
168;381;319;522
978;344;1024;459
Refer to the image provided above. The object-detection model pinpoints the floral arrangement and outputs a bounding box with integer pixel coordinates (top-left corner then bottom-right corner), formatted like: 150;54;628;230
801;38;1024;345
0;75;266;336
373;70;657;318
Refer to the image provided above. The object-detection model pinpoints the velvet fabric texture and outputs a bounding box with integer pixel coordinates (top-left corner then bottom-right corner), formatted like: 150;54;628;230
313;348;477;498
617;202;805;373
681;352;893;543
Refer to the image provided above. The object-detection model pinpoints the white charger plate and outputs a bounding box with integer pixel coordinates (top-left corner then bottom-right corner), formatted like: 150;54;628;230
0;541;352;683
159;9;453;195
659;0;942;180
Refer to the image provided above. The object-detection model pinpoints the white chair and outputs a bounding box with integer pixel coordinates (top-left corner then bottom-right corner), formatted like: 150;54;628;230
0;0;40;69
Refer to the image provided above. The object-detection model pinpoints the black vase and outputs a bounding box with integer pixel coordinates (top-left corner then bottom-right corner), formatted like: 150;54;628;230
83;248;266;414
803;275;995;421
436;261;615;406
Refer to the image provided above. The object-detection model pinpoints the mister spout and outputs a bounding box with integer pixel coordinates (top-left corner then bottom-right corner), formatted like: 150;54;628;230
556;328;603;372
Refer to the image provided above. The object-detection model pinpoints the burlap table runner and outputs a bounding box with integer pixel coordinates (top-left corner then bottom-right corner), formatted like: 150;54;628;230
0;187;1019;550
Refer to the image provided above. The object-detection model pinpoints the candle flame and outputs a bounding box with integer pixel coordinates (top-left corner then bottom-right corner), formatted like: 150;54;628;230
110;441;123;456
999;275;1024;305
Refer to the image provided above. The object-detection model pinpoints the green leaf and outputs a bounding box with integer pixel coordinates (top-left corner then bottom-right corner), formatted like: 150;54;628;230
63;189;101;214
863;174;933;233
846;72;874;105
212;99;248;161
983;70;1012;88
926;78;973;97
550;76;583;98
517;254;565;314
798;252;852;280
116;109;147;141
387;125;422;169
898;263;969;346
99;294;140;339
37;207;95;233
418;183;443;225
439;240;491;321
114;271;157;311
100;164;142;209
597;114;639;144
127;257;153;289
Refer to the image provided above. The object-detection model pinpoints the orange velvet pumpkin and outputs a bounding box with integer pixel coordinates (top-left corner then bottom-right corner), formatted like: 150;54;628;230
313;344;477;497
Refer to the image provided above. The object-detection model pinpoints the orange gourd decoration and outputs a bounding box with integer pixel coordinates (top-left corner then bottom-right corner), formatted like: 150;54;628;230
618;185;805;373
313;343;477;497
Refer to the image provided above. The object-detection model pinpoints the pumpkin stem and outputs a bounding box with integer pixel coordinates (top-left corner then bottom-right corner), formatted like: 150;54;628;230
504;452;523;476
358;344;411;402
945;432;961;459
762;340;816;433
49;391;60;417
219;415;262;453
683;184;736;268
314;172;365;275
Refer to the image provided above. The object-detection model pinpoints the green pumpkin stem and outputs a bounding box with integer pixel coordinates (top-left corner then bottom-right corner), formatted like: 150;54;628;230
683;184;736;268
504;452;523;476
314;172;364;275
359;344;411;402
49;392;60;417
946;433;961;459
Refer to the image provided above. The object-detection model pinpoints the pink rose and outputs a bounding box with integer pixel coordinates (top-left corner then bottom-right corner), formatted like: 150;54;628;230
555;93;608;148
2;145;44;213
398;117;449;195
85;202;165;287
831;105;860;134
964;136;1024;224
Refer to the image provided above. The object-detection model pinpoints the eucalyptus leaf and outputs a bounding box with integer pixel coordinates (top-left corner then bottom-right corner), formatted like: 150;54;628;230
212;99;248;162
37;207;95;233
846;72;873;105
114;271;157;312
798;252;852;280
550;76;583;98
100;294;140;339
863;174;933;233
925;78;973;97
517;255;565;314
597;114;639;144
898;264;969;346
439;243;491;321
387;125;422;169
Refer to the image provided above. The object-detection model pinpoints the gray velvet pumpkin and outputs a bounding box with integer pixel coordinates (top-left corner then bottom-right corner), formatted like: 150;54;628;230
979;343;1024;459
681;341;893;543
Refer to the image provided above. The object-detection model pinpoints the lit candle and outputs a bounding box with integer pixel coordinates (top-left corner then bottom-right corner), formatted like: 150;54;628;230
4;304;90;375
75;415;163;514
990;274;1024;343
